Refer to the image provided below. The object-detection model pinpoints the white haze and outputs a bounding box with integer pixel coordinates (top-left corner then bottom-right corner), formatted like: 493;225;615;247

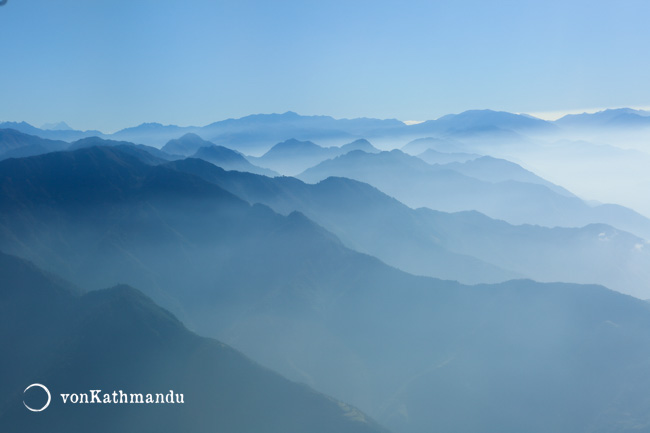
486;129;650;219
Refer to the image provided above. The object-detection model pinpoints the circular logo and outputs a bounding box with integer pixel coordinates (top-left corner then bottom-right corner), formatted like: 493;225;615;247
23;383;51;412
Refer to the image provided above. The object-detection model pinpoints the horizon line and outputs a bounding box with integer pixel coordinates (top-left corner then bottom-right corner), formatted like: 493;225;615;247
3;106;649;134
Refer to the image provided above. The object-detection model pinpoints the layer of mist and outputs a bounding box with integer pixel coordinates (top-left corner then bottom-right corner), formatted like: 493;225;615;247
3;108;650;433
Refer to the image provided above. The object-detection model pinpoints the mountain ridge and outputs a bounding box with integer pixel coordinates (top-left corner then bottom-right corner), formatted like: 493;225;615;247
5;147;650;432
298;148;650;240
0;251;390;433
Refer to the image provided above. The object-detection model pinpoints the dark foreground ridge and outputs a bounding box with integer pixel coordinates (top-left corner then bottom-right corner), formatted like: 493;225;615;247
0;252;389;433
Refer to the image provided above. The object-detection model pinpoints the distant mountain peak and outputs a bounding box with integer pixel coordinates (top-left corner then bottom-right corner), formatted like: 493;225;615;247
603;107;648;115
343;138;371;146
41;121;73;131
267;138;321;152
424;109;554;133
190;144;278;176
0;128;69;158
340;138;379;154
162;133;213;156
555;107;650;128
1;121;33;127
114;122;185;136
178;132;204;140
280;138;304;144
70;136;131;148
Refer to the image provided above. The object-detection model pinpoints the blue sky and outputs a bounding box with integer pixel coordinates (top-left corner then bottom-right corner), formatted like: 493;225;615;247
1;0;649;132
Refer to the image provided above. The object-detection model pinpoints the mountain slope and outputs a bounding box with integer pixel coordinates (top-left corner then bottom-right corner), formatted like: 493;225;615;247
201;112;401;154
110;122;194;147
104;112;403;153
193;145;278;176
556;108;650;129
166;158;650;297
41;121;73;131
6;148;650;433
162;133;277;175
444;155;575;197
415;208;650;298
0;128;69;159
413;109;555;134
298;149;650;239
0;252;388;433
165;158;518;284
250;138;380;175
340;138;380;154
161;132;212;156
68;136;176;163
249;138;339;174
0;122;104;142
418;149;480;165
401;137;471;156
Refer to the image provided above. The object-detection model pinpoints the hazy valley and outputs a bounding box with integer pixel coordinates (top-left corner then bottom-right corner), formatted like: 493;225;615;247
3;109;650;432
